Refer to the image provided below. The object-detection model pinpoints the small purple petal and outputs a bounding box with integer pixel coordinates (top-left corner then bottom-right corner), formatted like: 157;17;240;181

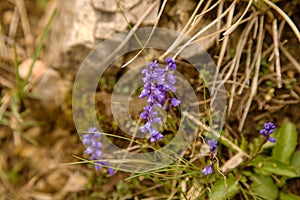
260;122;276;142
167;74;176;84
268;137;276;143
85;146;93;155
140;111;148;119
268;129;274;134
88;127;98;133
166;57;176;70
264;123;270;130
82;136;91;145
207;139;218;154
141;69;149;74
260;129;267;136
170;98;180;107
202;165;213;176
94;162;103;171
147;60;158;69
153;117;161;123
94;150;102;159
140;122;151;133
150;132;163;142
139;89;149;98
107;167;114;175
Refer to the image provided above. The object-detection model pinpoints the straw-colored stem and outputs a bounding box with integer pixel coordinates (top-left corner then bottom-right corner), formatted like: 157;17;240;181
223;0;253;36
238;16;265;131
263;0;300;43
272;19;282;88
173;0;237;59
160;0;205;60
120;0;165;68
16;0;33;56
279;44;300;74
182;111;250;158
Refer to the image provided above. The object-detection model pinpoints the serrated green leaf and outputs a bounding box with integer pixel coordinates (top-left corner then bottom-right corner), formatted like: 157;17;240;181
272;121;298;164
251;157;298;178
251;175;278;200
279;192;300;200
291;151;300;176
210;177;239;200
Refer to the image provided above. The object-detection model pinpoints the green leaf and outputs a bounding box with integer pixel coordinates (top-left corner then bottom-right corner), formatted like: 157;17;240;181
251;157;298;178
279;192;300;200
250;175;278;200
272;121;298;164
291;150;300;176
210;176;239;200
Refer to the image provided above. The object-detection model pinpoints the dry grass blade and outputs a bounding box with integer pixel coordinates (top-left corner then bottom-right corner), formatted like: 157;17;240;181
216;2;235;69
120;0;164;68
0;25;7;58
216;0;224;45
0;93;12;121
263;0;300;43
0;75;14;89
16;0;33;56
238;39;253;95
272;19;282;88
227;16;256;114
174;0;237;59
186;179;204;200
8;7;19;39
192;0;223;22
188;0;213;32
182;111;250;158
116;119;141;171
223;0;252;36
221;151;244;173
238;16;265;132
279;44;300;74
159;0;205;60
212;3;235;96
101;1;157;69
192;4;255;53
211;16;255;113
167;151;186;200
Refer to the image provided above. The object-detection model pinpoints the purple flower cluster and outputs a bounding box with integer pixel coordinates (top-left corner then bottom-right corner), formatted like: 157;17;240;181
202;165;213;176
83;127;114;175
260;122;276;143
202;139;218;176
139;57;180;142
207;139;218;154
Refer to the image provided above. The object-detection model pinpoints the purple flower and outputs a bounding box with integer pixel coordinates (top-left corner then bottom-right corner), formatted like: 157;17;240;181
150;132;163;142
166;57;176;70
260;122;276;143
202;165;213;176
83;128;114;174
268;137;276;143
139;58;180;142
94;161;115;175
207;139;218;154
170;98;181;107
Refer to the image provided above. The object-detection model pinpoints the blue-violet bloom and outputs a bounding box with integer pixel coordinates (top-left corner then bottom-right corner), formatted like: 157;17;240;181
83;127;114;175
139;57;180;142
260;122;276;143
202;165;213;176
207;139;218;154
